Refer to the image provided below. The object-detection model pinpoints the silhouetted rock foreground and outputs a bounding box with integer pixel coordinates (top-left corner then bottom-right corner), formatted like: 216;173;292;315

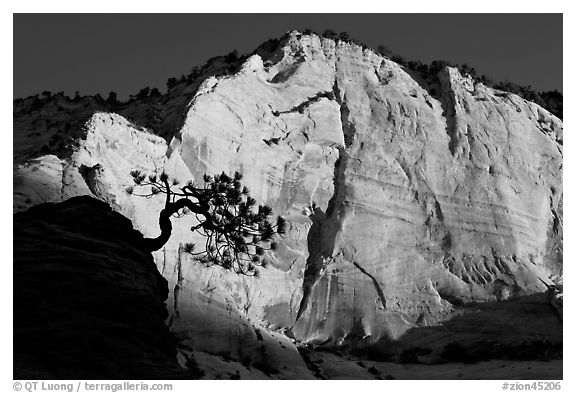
13;196;187;379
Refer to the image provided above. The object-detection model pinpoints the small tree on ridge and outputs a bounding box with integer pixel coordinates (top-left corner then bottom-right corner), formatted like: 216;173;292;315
127;170;286;276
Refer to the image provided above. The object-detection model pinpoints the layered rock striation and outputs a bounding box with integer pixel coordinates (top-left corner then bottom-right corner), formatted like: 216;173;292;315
14;31;562;359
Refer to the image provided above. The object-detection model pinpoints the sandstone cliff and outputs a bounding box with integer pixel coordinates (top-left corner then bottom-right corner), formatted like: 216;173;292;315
13;31;562;364
13;196;185;379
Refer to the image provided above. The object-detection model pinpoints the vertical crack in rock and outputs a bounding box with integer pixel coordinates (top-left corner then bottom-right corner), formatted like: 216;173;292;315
168;245;184;331
438;70;459;156
403;66;472;159
295;188;342;321
333;79;356;148
432;67;472;158
550;195;562;235
352;261;387;309
295;79;354;322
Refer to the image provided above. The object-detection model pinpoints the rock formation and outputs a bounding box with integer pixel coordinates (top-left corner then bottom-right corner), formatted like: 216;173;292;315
13;196;186;379
13;31;562;369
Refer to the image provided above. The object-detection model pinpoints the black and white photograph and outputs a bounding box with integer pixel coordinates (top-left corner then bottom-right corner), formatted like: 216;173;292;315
10;7;566;385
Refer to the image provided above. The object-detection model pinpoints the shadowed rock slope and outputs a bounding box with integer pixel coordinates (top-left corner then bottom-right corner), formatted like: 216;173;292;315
13;196;188;379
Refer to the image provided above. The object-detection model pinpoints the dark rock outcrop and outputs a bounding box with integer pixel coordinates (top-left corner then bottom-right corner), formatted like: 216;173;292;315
13;196;185;379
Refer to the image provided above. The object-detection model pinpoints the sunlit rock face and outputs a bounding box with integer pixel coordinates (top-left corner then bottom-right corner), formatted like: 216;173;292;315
13;31;562;358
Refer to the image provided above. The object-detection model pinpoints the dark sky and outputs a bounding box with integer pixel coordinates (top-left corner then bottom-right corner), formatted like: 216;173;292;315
14;14;562;100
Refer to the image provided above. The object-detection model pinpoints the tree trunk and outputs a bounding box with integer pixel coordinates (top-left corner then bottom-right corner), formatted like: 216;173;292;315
142;198;212;252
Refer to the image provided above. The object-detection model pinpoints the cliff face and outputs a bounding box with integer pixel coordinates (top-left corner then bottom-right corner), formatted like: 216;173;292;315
14;32;562;357
13;196;184;379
